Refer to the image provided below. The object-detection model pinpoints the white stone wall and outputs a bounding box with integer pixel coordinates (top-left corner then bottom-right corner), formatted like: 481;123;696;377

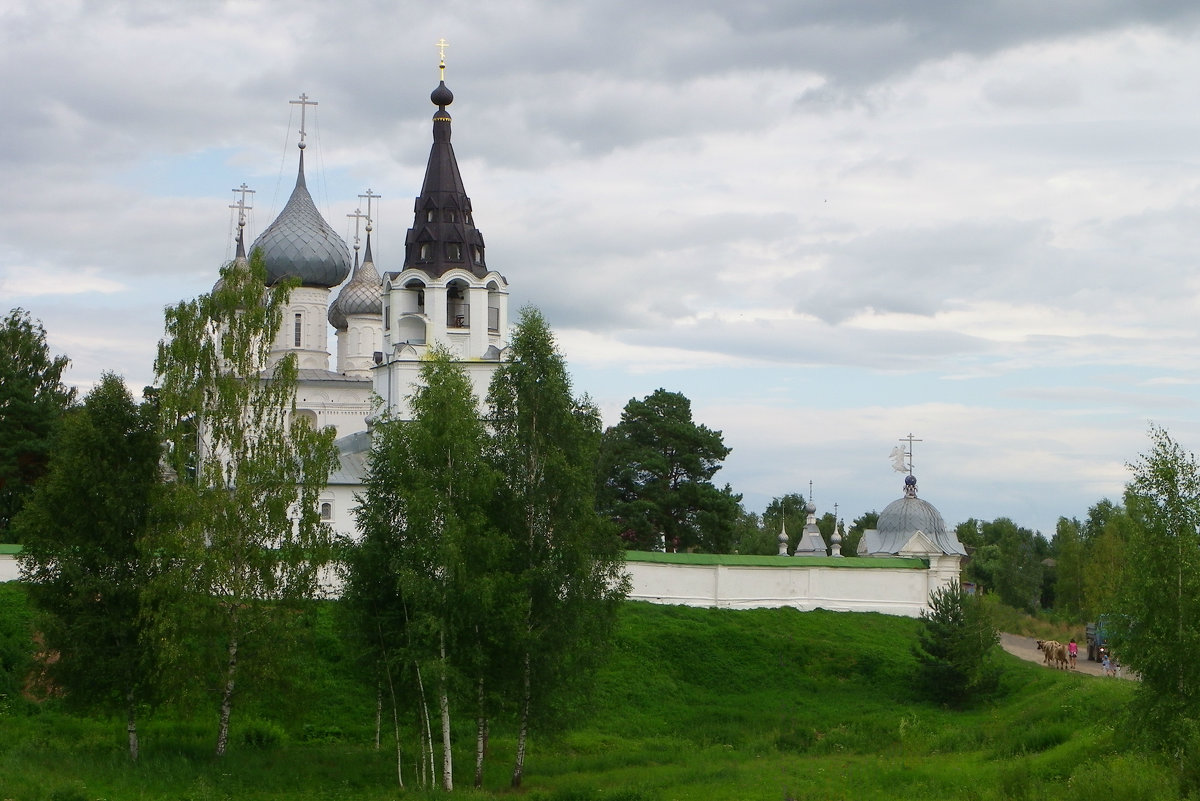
624;554;962;618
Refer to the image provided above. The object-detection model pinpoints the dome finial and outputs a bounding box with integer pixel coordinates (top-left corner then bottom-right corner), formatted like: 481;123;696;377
347;207;366;256
289;93;318;150
437;37;449;80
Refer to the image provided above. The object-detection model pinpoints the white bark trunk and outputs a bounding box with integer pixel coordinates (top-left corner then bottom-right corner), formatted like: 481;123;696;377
374;678;382;751
511;650;531;788
383;660;403;788
439;633;453;791
475;676;487;788
415;662;435;787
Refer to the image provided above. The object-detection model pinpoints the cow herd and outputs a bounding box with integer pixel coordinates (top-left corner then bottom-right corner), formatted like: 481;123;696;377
1035;639;1070;670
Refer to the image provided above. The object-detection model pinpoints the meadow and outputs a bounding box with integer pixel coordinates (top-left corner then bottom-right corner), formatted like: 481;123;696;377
0;586;1173;801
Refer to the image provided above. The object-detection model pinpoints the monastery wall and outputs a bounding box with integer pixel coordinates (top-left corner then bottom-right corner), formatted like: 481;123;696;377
624;552;962;618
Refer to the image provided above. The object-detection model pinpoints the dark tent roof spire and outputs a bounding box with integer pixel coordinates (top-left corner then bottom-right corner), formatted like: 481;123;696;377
402;44;488;278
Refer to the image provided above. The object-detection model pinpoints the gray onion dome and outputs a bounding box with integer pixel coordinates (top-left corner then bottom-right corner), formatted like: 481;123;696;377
329;236;382;330
251;150;351;288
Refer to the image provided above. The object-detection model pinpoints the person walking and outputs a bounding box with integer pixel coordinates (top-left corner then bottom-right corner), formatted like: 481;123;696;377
1068;638;1078;670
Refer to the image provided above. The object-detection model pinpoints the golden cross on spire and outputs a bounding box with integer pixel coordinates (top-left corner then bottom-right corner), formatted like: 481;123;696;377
436;37;449;78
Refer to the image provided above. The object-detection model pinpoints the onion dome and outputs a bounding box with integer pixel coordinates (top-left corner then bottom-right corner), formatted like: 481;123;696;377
875;475;967;556
402;70;489;279
329;231;382;330
251;148;351;288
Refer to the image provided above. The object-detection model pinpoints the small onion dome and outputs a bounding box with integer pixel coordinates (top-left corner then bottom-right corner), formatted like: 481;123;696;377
251;151;351;288
329;238;382;330
431;80;454;109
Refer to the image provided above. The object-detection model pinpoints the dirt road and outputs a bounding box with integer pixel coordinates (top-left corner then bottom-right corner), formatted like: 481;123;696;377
999;633;1133;679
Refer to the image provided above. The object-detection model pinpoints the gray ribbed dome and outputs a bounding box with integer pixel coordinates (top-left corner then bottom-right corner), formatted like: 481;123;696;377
329;243;382;330
252;151;351;288
871;476;967;556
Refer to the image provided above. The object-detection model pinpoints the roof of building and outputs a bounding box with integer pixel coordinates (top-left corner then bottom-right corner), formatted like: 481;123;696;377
864;475;967;556
400;73;490;279
329;232;382;329
251;148;352;289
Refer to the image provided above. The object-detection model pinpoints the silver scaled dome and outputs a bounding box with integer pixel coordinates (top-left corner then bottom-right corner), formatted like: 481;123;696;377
251;152;351;288
329;240;382;330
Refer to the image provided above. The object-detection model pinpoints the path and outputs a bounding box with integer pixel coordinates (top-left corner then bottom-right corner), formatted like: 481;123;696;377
999;633;1132;679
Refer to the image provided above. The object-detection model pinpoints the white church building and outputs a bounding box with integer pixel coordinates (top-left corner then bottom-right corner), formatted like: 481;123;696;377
207;63;963;618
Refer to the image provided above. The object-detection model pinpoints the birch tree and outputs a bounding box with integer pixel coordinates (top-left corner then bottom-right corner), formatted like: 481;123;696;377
343;347;503;790
486;307;627;789
14;373;158;761
149;252;339;757
1118;425;1200;763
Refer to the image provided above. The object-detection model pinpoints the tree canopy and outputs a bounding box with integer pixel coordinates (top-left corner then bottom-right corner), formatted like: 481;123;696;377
14;373;159;761
0;308;76;538
597;388;740;552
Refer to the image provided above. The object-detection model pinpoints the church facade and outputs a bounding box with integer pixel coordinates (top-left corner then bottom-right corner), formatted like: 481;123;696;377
230;66;508;541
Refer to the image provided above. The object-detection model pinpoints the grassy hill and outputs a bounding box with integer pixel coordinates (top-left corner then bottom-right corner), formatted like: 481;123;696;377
0;588;1175;801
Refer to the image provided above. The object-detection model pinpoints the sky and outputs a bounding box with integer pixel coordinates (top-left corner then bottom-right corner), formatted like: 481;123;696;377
5;0;1200;537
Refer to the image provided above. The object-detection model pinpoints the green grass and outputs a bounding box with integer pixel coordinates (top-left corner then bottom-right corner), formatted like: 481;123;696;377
0;591;1177;800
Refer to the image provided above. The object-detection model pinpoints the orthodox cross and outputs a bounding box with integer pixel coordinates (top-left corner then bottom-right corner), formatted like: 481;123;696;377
289;93;318;146
346;208;367;250
229;183;255;225
358;188;380;227
436;38;449;78
898;433;922;476
808;479;813;504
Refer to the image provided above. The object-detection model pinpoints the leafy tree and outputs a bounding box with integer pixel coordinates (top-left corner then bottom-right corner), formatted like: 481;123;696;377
14;374;159;761
0;308;76;538
597;388;740;552
1083;504;1132;618
845;510;878;557
913;583;1000;707
148;253;340;757
487;307;627;788
729;508;772;555
1115;426;1200;762
760;493;810;554
1052;517;1085;617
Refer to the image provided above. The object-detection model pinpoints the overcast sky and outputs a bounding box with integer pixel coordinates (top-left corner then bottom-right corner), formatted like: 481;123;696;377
5;0;1200;536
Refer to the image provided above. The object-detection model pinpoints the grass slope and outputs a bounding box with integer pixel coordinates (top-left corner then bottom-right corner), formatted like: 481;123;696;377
0;590;1174;801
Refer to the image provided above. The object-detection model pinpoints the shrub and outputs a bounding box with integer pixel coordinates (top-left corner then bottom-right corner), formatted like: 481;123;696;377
240;718;287;749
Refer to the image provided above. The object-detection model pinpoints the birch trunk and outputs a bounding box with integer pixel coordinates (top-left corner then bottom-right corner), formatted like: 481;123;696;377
439;633;453;791
126;688;139;763
474;676;487;788
511;650;532;788
415;662;435;787
215;633;238;757
383;660;404;788
374;678;382;751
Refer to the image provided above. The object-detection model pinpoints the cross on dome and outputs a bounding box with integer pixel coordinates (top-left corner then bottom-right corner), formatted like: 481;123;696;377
289;93;318;148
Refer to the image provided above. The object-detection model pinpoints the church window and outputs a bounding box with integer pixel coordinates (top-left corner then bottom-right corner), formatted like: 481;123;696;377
383;304;390;330
426;209;435;222
294;314;302;347
446;210;457;222
447;242;462;261
320;502;333;521
419;243;431;261
472;246;483;265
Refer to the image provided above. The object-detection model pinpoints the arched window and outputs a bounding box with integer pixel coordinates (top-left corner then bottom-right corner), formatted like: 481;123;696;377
446;242;462;261
320;502;333;521
426;209;435;223
419;243;431;261
294;313;303;347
